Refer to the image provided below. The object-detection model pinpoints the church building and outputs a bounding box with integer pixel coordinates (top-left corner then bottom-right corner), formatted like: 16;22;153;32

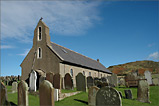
20;19;112;87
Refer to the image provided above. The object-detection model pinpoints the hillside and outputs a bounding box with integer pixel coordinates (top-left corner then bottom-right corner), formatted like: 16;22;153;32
108;60;159;75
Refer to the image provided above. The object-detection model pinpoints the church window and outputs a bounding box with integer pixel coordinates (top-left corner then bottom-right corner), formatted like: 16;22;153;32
38;26;42;41
70;69;73;76
89;72;91;76
37;47;42;59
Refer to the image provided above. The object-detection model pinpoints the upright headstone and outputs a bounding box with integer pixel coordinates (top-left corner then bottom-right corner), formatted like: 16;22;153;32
54;89;58;101
53;73;61;89
46;72;54;85
137;79;150;103
12;82;18;93
18;80;29;106
29;70;37;91
39;80;54;106
87;76;94;88
152;78;159;86
76;73;86;92
94;77;99;86
18;75;21;81
88;86;99;106
112;74;118;87
39;76;45;88
64;73;73;90
0;82;10;106
96;86;122;106
144;70;152;85
107;76;112;85
124;89;133;99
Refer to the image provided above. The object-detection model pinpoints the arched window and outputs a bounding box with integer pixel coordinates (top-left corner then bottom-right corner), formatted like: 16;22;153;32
83;71;85;76
70;69;73;77
38;26;42;41
89;72;91;76
37;47;42;59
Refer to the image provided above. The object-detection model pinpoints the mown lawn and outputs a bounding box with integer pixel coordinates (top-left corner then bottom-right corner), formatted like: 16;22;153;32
6;85;159;106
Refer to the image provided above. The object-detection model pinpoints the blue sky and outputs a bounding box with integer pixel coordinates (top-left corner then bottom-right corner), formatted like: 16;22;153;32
1;1;159;76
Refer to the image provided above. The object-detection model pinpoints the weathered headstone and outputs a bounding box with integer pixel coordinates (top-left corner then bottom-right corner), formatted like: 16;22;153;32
53;73;61;89
94;77;99;86
18;75;21;81
39;76;45;88
112;73;118;87
46;72;54;85
64;73;73;90
107;76;112;85
29;70;37;91
0;82;10;106
118;78;125;86
137;79;151;103
144;70;152;85
76;73;86;92
88;86;99;106
87;76;94;88
96;86;122;106
152;78;159;86
18;80;29;106
101;77;109;83
12;82;18;93
54;89;58;101
124;89;133;99
39;80;54;106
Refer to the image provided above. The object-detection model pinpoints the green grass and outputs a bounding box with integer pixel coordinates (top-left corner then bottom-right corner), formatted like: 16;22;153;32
61;88;77;93
116;86;159;106
6;85;159;106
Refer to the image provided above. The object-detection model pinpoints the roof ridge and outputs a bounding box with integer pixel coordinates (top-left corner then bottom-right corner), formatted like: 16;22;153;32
51;42;99;63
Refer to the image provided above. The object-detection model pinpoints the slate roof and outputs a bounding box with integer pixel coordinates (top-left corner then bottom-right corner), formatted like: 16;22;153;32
49;42;112;74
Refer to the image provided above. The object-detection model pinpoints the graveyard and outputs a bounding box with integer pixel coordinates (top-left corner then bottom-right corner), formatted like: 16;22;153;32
1;71;159;106
3;83;159;106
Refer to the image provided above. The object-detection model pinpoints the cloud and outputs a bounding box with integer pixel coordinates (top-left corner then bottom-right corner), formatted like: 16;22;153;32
18;49;30;56
1;45;15;49
148;52;159;60
1;1;102;43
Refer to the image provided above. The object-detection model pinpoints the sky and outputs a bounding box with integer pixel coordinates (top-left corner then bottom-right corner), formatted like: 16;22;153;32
1;1;159;76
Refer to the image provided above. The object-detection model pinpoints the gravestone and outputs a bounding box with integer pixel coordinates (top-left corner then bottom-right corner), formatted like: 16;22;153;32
76;73;86;92
88;86;99;106
39;80;54;106
64;73;73;90
12;82;18;93
87;76;94;88
18;80;29;106
54;89;58;101
152;78;159;86
101;77;109;83
29;70;37;91
112;74;118;87
18;75;21;81
46;72;54;85
39;76;45;88
137;79;150;103
118;78;125;86
0;82;10;106
53;73;61;89
124;89;133;99
144;70;152;85
94;77;99;86
107;76;112;85
96;86;122;106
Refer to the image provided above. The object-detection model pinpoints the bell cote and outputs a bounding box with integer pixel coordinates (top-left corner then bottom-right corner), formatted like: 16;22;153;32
33;19;51;48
